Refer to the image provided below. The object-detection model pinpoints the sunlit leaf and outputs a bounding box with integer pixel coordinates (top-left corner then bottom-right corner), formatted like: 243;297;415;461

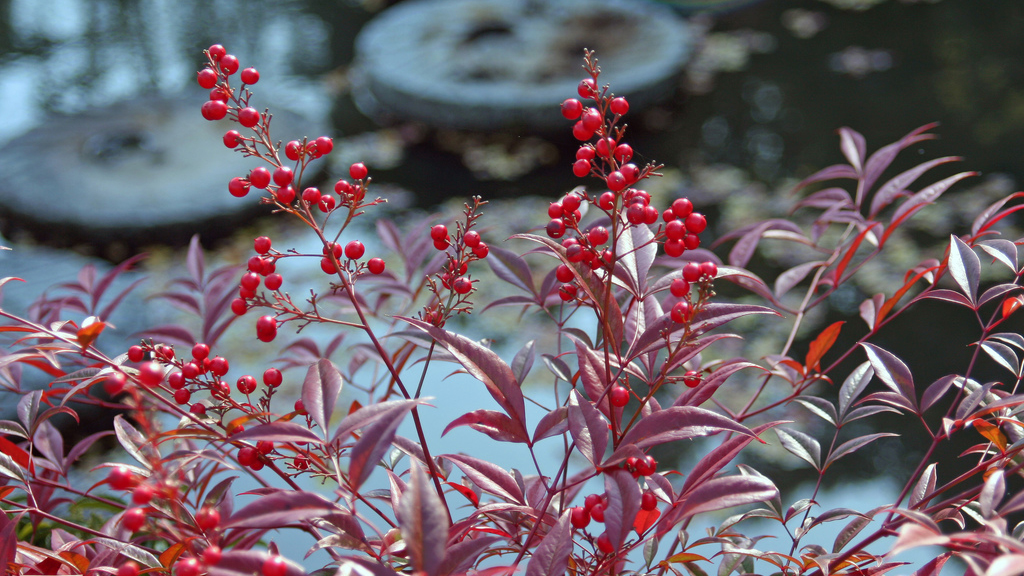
398;462;450;576
224;490;338;529
775;427;821;470
567;389;608;467
861;344;918;413
948;235;981;304
524;510;572;576
302;358;344;436
823;433;899;472
443;453;525;505
805;321;844;374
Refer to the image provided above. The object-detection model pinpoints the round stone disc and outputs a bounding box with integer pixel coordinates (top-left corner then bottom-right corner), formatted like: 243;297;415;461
0;96;318;244
353;0;694;131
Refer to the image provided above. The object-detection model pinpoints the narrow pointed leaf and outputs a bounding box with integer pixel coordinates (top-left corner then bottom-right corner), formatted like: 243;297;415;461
443;453;525;505
486;245;536;296
332;399;424;444
302;359;344;435
524;510;573;576
824;433;898;471
603;469;642;549
792;397;838;426
225;491;338;529
443;409;529;444
348;402;415;490
910;463;937;508
775;427;821;470
231;421;325;445
838;127;866;173
805;321;844;373
981;340;1020;377
532;407;568;443
567;389;609;467
671;475;778;526
682;422;780;494
861;344;918;412
617;406;756;453
948;235;981;304
399;462;450;576
980;468;1005;519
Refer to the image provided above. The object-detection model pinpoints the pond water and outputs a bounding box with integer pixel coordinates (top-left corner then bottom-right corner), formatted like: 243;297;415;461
0;0;1019;572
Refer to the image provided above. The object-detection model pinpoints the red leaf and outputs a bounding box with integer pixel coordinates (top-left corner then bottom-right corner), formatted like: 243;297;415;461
399;462;450;576
443;453;525;505
524;510;573;576
567;390;609;468
833;223;880;283
443;409;530;444
0;436;29;468
445;481;479;507
224;490;338;529
805;321;844;374
634;508;660;534
302;359;344;436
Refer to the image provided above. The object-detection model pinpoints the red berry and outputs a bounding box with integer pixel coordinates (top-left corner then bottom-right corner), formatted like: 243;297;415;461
559;284;577;301
195;506;220;531
595;137;614;158
561;98;584;121
302;186;321;204
122;507;146;532
430;224;449;241
666;220;686;241
192;343;210;361
201;100;228;121
253;236;272;255
607;171;626;192
264;273;283;291
578;78;597;99
219;54;239;75
223;130;241;148
685;212;707;234
547;202;563;219
588;226;609;246
472;243;489;258
241;67;260;84
345;240;365;260
257;440;274;454
556;264;574;283
463;231;481;247
613;143;633;163
684;234;701;250
250;167;271;188
334;179;353;195
452;277;473;295
350;162;368;180
368;257;386;275
584;493;603;511
174;388;191;404
264;367;283;388
597;533;614;554
118;561;140;576
321;256;338;274
626;203;645;225
285;140;302;161
671;301;691;323
562;193;581;213
197;68;218;89
103;372;127;396
207;44;226;60
701;261;718;279
621;163;640;184
275;185;296;204
190;403;207;416
577;146;596;160
324;242;344;258
231;298;247;315
319;194;336;212
294;399;307;415
590;503;605;523
263;555;288;576
670;278;690;297
636;455;657;476
228;177;250;198
273;167;293;186
573;159;591;177
256;316;278;343
570;506;590;529
644;205;660;225
572;121;594;141
610;96;629;116
316;136;334;155
175;557;202;576
137;361;163;387
641;491;658;511
671;198;694;219
127;345;144;363
210;356;229;376
209;87;230;102
581;108;602;132
664;239;685;258
108;465;134;490
682;262;702;282
238;107;260;128
546;219;566;238
598;191;615;210
132;484;154;505
237;446;258;468
609;385;629;407
237;374;258;395
203;546;222;566
240;272;261;291
684;370;701;388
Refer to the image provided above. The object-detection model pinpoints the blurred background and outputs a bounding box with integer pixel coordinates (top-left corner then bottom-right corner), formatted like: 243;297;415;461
0;0;1022;570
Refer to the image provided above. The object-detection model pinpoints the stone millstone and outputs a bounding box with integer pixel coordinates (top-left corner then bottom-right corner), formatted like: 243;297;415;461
353;0;693;131
0;96;318;246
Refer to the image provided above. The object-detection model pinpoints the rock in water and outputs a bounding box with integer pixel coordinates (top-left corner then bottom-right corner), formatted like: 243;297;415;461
353;0;693;131
0;96;317;248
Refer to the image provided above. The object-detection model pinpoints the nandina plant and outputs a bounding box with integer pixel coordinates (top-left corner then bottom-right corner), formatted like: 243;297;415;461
0;45;1023;576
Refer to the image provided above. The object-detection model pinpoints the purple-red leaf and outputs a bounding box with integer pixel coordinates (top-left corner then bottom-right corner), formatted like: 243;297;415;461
398;317;528;440
443;409;529;444
567;389;609;467
443;453;525;504
230;421;325;445
823;433;898;472
532;407;568;443
884;172;977;244
348;402;414;491
573;338;612;417
674;360;763;408
660;475;778;535
869;156;960;218
794;164;859;192
302;358;344;435
208;549;307;576
861;343;918;413
224;490;338;529
948;235;981;304
616;406;757;454
603;468;642;549
775;427;821;471
682;422;779;495
332;399;424;444
838;127;866;173
399;462;450;576
524;510;573;576
486;244;536;297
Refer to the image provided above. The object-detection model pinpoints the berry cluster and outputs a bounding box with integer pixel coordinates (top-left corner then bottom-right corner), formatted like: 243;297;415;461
568;477;661;556
421;197;490;326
